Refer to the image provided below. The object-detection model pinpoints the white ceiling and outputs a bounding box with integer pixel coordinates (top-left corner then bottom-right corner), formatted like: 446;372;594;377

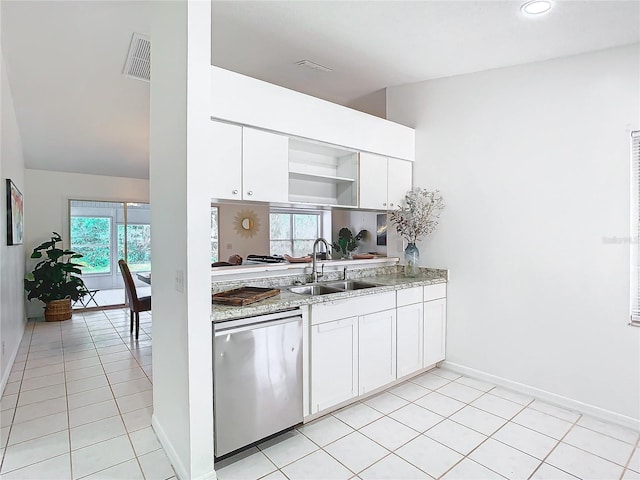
212;1;640;106
2;1;151;179
2;1;639;180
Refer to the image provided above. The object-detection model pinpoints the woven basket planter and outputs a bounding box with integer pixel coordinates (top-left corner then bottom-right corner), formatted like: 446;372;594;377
44;298;72;322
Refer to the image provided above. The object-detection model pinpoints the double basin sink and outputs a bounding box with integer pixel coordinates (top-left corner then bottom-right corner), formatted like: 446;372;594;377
288;280;379;296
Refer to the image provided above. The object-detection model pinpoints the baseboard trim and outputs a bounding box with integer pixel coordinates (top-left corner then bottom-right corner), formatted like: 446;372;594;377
1;328;24;397
441;361;640;432
152;415;217;480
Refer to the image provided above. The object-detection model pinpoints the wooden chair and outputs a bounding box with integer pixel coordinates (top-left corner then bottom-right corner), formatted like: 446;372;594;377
118;259;151;339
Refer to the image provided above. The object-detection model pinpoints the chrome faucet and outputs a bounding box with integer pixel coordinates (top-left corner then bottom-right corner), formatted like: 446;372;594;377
312;238;330;283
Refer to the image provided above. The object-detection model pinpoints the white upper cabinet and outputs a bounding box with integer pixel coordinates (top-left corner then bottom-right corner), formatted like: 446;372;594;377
208;122;289;203
359;152;388;210
387;158;413;208
242;127;289;203
208;121;242;201
359;153;413;210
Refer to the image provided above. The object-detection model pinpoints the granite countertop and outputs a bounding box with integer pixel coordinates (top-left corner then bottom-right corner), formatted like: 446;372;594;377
211;269;448;322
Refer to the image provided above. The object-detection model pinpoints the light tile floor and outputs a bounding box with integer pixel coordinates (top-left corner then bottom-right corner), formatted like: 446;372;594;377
0;309;175;479
215;371;640;480
3;310;640;480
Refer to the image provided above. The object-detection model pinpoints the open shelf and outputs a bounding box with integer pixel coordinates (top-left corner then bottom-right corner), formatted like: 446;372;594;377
288;193;357;209
288;138;358;207
289;170;355;184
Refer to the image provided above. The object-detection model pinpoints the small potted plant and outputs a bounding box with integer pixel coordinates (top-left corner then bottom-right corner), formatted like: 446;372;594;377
332;227;367;259
24;232;88;321
390;188;445;277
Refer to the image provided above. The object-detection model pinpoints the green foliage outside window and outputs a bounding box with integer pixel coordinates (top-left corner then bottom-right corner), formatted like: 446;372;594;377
117;224;151;272
70;217;111;274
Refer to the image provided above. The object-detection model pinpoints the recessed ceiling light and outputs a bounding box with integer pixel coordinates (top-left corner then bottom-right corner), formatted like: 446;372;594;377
521;0;552;15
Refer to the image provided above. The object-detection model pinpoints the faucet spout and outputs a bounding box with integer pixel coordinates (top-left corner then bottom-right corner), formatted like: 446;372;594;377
312;238;330;283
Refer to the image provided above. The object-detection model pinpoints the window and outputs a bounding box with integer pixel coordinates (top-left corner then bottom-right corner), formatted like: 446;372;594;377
631;131;640;326
69;200;151;308
211;206;219;262
70;216;112;274
270;210;321;257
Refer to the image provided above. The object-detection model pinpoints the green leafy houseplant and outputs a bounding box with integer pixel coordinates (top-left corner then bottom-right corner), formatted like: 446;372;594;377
24;232;87;321
332;227;367;258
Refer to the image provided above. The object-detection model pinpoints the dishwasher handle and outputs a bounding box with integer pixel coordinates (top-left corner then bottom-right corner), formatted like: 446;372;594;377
214;310;302;335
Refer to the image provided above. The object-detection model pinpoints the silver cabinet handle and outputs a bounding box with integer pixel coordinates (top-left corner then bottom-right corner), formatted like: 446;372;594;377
247;191;253;196
389;202;394;207
232;189;238;195
383;202;387;207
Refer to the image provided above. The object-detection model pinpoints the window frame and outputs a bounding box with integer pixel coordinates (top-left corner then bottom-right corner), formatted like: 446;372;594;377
269;208;324;257
630;131;640;326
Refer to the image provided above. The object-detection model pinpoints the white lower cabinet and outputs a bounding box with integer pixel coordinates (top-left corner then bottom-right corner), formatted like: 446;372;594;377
309;284;447;415
359;309;396;395
424;297;447;367
396;302;424;378
310;317;358;414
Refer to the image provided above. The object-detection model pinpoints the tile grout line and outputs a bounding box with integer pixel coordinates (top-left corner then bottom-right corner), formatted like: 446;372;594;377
63;313;76;480
619;443;639;480
90;309;151;480
0;319;35;475
432;388;535;480
526;411;583;480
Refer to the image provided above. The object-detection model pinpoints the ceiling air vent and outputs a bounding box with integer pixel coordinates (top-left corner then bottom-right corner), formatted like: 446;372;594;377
123;32;150;82
295;60;332;72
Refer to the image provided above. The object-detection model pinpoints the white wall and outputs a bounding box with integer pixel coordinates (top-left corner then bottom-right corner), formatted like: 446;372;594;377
150;1;214;479
23;169;149;317
387;44;640;424
1;51;26;393
346;89;387;119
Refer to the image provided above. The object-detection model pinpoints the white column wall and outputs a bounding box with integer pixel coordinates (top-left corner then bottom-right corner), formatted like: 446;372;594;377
149;1;214;479
387;44;640;425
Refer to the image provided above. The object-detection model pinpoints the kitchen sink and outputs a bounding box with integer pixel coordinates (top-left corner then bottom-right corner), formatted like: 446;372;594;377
323;280;380;291
289;280;380;296
288;284;342;296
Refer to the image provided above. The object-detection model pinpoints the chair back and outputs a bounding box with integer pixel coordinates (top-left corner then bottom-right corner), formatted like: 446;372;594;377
118;259;139;307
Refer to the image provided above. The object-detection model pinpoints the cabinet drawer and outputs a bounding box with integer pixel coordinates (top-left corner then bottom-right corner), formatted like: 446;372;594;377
396;286;423;307
424;283;447;301
311;291;396;325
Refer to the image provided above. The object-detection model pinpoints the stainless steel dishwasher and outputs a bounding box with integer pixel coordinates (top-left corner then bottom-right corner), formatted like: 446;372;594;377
213;309;303;457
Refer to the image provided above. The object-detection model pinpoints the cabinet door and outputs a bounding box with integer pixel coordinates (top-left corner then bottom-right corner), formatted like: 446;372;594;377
209;121;242;200
397;303;424;378
359;152;388;209
424;298;446;367
387;158;412;209
242;127;289;203
359;309;396;395
311;317;358;413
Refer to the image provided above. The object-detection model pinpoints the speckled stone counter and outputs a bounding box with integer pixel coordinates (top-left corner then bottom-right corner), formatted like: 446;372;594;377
211;267;448;323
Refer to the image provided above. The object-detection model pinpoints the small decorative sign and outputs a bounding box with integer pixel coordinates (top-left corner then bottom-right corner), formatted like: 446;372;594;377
6;179;23;246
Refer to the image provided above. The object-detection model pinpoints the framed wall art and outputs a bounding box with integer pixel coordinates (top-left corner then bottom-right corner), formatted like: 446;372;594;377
6;179;23;245
376;213;387;246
